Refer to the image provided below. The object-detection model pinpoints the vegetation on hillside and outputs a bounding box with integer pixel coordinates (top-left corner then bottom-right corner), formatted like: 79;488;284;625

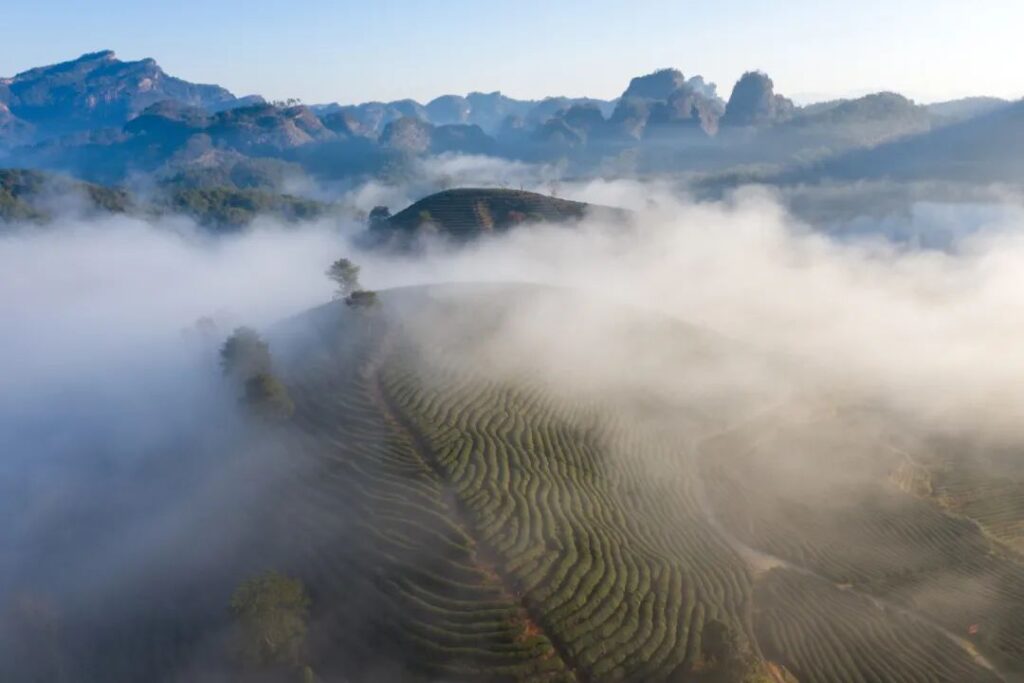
220;327;294;420
326;256;379;309
230;571;311;668
0;168;132;223
164;187;327;230
326;258;361;299
0;167;332;229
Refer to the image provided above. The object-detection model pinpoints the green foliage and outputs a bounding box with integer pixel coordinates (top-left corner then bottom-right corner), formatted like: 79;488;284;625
0;187;44;223
0;168;131;224
0;168;330;230
161;157;300;192
220;327;294;421
326;258;361;299
81;184;132;213
230;571;310;667
166;187;326;230
219;327;272;380
344;289;378;309
244;372;295;420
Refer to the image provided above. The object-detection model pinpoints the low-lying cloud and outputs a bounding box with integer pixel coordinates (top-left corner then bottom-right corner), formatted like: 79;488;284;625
3;171;1024;678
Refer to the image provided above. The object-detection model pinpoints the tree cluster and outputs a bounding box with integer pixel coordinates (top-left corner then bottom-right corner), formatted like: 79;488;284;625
220;327;294;420
326;257;379;309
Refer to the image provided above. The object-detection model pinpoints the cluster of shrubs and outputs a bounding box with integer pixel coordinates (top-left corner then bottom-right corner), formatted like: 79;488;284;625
219;327;294;420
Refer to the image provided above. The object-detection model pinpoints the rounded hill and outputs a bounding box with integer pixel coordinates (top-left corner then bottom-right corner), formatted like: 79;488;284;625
384;188;598;237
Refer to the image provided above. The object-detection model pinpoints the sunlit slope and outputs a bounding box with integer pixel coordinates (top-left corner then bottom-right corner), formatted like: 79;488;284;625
276;284;1020;682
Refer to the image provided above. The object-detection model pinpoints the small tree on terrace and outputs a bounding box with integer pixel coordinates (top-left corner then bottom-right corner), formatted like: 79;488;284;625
326;258;361;299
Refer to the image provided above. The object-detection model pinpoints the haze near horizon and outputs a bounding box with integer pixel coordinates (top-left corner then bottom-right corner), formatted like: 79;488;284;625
3;0;1024;105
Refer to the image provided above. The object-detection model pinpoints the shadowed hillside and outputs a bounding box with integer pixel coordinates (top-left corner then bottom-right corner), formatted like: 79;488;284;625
383;188;609;238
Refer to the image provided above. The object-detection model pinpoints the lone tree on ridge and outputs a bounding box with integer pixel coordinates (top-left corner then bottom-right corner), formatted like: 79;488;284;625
326;258;362;299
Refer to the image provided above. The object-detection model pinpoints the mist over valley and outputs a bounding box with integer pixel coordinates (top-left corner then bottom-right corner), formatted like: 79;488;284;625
4;24;1024;683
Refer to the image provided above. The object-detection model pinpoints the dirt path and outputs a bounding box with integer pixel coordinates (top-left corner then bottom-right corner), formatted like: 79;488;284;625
363;342;586;682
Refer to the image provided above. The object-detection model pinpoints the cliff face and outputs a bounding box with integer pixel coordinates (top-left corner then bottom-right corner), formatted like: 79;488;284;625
721;71;796;127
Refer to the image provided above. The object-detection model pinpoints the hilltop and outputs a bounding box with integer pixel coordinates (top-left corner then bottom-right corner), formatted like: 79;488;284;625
380;188;599;238
0;50;252;139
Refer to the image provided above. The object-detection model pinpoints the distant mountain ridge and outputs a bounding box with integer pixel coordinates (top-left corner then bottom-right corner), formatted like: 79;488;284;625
0;51;260;142
809;98;1024;182
1;50;1019;188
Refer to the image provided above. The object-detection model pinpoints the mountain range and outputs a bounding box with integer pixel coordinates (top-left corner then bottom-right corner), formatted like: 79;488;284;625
1;50;1021;200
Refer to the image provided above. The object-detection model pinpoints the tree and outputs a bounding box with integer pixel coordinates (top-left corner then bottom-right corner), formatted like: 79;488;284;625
326;258;361;299
220;327;272;380
367;206;391;231
244;373;295;420
220;328;294;421
230;571;310;668
345;290;379;308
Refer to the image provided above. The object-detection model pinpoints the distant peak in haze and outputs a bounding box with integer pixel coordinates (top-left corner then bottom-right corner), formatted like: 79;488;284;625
12;49;119;80
1;49;242;139
621;68;688;101
721;70;796;127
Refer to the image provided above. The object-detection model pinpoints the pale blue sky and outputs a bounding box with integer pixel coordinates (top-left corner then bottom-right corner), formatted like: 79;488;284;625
3;0;1023;105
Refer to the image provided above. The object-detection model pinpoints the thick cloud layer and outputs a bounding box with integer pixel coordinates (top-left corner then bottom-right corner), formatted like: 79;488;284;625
359;181;1024;435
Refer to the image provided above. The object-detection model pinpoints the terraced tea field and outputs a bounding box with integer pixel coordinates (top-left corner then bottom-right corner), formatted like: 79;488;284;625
900;438;1024;555
264;284;1024;682
700;402;1024;680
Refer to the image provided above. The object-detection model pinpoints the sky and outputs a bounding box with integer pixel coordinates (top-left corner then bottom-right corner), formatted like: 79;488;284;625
3;0;1023;106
